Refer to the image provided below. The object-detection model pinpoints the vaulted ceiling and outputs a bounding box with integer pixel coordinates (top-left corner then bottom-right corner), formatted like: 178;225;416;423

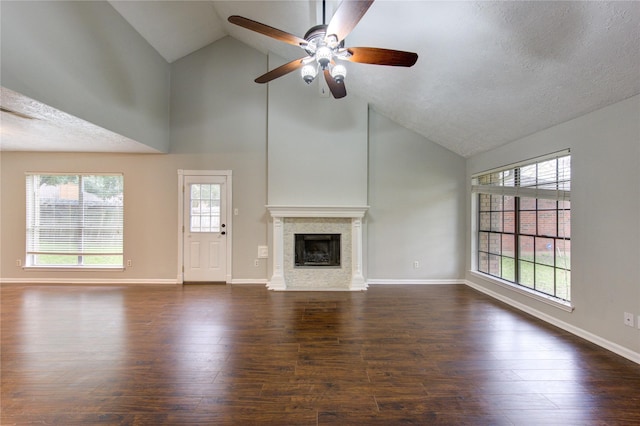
3;1;640;157
110;0;640;157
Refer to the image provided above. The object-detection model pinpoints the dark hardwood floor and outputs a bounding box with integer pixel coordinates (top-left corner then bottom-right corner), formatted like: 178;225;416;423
2;284;639;425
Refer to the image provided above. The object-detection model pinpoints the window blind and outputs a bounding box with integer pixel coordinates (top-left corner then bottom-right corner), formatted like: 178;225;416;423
471;150;570;201
26;174;123;266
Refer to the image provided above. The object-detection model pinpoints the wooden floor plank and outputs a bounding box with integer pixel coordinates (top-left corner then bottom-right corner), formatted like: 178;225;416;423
2;284;640;425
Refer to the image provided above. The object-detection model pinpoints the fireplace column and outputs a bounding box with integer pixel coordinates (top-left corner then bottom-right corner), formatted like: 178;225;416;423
267;217;286;290
350;218;366;291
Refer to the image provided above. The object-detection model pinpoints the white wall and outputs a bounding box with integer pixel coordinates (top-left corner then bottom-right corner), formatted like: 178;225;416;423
466;95;640;358
170;37;269;280
0;37;269;282
0;1;170;152
267;54;369;207
368;110;467;281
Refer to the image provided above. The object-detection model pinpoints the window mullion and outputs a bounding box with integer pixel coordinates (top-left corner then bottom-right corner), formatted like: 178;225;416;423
515;196;520;285
78;175;84;266
514;165;521;286
477;194;481;272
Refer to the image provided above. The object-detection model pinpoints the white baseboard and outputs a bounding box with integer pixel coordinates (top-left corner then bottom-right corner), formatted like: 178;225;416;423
268;287;364;292
2;277;271;286
465;279;640;365
230;279;268;285
367;279;465;285
0;278;179;285
2;277;465;286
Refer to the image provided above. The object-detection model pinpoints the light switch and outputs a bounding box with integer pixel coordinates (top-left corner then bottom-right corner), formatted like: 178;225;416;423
258;245;268;258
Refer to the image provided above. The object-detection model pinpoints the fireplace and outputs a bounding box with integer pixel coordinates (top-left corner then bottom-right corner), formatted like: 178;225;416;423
266;205;368;291
295;234;341;267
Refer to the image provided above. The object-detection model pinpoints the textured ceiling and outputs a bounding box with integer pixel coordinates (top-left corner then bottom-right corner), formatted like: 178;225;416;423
3;1;640;157
0;87;159;153
107;0;640;157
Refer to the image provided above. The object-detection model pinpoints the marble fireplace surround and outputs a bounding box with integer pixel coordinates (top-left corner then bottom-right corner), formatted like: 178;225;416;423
266;206;369;291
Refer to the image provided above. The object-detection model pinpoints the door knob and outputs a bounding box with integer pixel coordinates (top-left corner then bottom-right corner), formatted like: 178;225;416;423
221;231;226;235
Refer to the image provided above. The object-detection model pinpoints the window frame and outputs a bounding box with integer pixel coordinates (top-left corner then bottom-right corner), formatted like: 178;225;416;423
471;151;572;310
25;173;124;270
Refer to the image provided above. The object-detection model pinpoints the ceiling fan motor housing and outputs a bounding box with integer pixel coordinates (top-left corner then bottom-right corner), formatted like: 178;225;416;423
303;25;344;57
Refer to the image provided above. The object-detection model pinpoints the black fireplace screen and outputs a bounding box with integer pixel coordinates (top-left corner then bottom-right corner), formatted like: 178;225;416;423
294;234;341;267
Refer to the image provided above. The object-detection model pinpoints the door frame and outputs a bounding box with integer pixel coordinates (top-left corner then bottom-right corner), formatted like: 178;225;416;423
177;169;232;284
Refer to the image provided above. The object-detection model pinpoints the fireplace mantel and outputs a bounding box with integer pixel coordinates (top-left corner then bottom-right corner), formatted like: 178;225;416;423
266;205;369;291
266;205;369;219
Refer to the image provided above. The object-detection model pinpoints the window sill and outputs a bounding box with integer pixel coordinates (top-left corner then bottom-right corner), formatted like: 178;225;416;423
469;270;574;312
23;266;125;272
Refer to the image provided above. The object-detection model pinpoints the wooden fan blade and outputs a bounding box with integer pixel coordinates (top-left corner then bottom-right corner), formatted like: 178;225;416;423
255;57;309;84
346;47;418;67
228;16;307;47
326;0;374;42
324;69;347;99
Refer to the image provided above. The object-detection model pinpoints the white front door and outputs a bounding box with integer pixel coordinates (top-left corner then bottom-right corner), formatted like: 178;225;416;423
183;175;228;282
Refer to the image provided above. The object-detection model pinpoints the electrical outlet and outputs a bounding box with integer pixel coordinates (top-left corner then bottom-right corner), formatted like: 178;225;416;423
127;259;132;267
413;260;420;269
16;259;22;267
234;208;239;216
623;312;634;327
254;259;260;267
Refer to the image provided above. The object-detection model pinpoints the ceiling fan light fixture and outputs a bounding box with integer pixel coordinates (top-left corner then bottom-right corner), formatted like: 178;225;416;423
331;64;347;83
316;45;333;69
301;64;318;84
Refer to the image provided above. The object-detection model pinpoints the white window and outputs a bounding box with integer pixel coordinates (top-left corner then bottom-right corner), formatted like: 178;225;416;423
25;174;124;268
189;183;221;233
472;151;571;301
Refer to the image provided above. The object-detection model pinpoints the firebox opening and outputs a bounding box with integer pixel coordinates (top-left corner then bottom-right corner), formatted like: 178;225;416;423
295;233;341;267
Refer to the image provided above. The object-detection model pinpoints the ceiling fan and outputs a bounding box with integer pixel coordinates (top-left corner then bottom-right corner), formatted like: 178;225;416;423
228;0;418;99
